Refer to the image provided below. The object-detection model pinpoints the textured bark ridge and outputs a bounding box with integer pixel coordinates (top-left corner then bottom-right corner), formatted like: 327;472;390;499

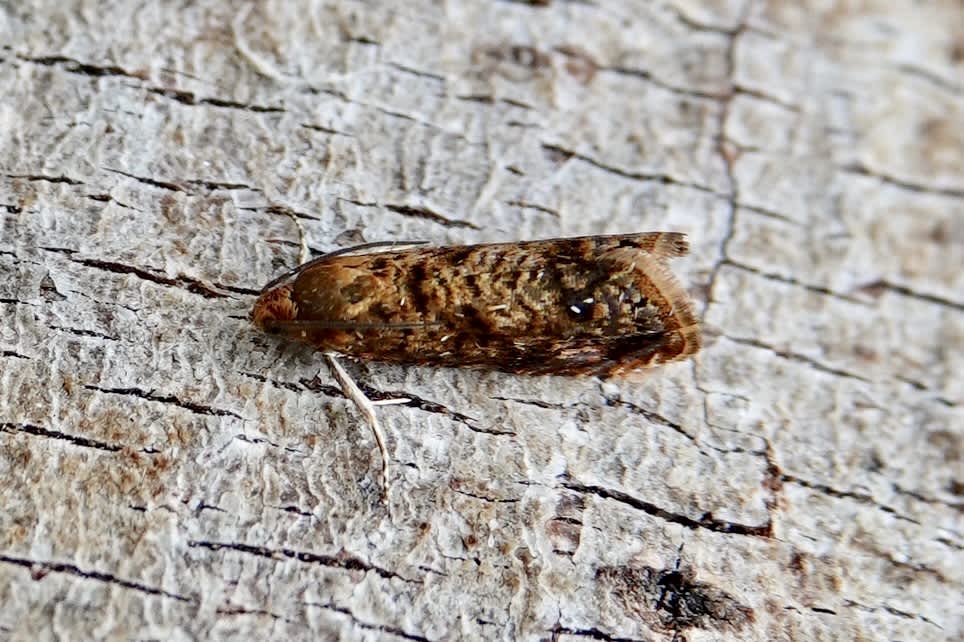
1;2;962;641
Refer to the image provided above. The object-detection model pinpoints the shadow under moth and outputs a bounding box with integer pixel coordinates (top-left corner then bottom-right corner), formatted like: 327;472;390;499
252;232;701;377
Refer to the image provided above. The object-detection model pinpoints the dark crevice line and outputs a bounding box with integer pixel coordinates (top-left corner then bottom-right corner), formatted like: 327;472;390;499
70;256;230;299
738;202;805;226
0;554;191;602
450;486;521;504
0;297;37;306
892;376;956;407
301;123;352;136
733;84;800;111
254;203;323;221
147;87;285;113
491;395;561;410
103;167;260;195
782;474;920;524
387;62;445;82
215;605;296;624
562;480;772;537
5;173;83;186
700;3;750;351
183;178;258;192
305;602;433;642
297;374;515;437
891;483;964;513
504;199;560;217
276;505;314;518
84;385;242;420
725;336;873;384
232;433;303;454
539;143;723;196
38;246;78;255
361;385;515;436
501;96;536;110
241;371;303;393
604;65;726;101
215;283;260;296
600;394;701;445
384;204;481;230
188;540;421;584
666;4;739;35
856;279;964;313
18;54;146;80
49;325;118;341
844;162;964;199
720;258;871;306
728;334;954;404
1;422;122;452
103;167;185;192
1;350;30;359
726;256;964;313
893;62;961;95
493;394;713;451
548;625;646;642
841;599;942;629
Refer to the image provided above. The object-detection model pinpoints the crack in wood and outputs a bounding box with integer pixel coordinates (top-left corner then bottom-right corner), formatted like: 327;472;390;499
304;601;434;641
562;480;772;537
70;256;231;299
188;540;422;584
0;554;192;602
84;385;243;420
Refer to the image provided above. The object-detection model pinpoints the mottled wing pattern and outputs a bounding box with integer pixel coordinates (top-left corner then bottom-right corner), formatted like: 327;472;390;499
253;233;700;376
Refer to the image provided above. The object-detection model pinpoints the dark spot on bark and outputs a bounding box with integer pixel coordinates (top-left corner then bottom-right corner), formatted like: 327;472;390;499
596;564;754;633
948;479;964;497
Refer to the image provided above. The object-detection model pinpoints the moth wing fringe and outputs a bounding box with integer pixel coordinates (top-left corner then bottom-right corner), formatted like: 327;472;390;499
602;248;702;355
642;232;690;261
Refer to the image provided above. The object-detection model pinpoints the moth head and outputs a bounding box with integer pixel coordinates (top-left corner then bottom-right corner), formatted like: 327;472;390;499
251;285;298;334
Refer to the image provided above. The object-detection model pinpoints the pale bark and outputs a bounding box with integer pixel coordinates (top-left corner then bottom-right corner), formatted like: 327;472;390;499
1;1;961;641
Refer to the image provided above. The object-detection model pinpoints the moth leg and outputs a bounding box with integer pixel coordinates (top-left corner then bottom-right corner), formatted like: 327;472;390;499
281;208;310;264
324;352;390;493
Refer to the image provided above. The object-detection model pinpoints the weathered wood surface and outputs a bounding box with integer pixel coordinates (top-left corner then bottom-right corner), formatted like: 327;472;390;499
1;2;961;641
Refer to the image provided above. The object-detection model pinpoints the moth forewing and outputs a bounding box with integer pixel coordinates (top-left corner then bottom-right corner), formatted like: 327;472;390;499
252;232;701;377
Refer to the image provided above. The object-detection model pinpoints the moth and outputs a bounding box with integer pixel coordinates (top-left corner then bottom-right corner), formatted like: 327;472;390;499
252;233;700;376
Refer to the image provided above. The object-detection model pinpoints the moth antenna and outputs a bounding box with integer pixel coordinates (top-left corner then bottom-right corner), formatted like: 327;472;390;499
265;319;445;332
260;240;430;293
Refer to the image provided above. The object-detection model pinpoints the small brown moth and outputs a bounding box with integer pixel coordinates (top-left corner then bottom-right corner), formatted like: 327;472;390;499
252;233;700;376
